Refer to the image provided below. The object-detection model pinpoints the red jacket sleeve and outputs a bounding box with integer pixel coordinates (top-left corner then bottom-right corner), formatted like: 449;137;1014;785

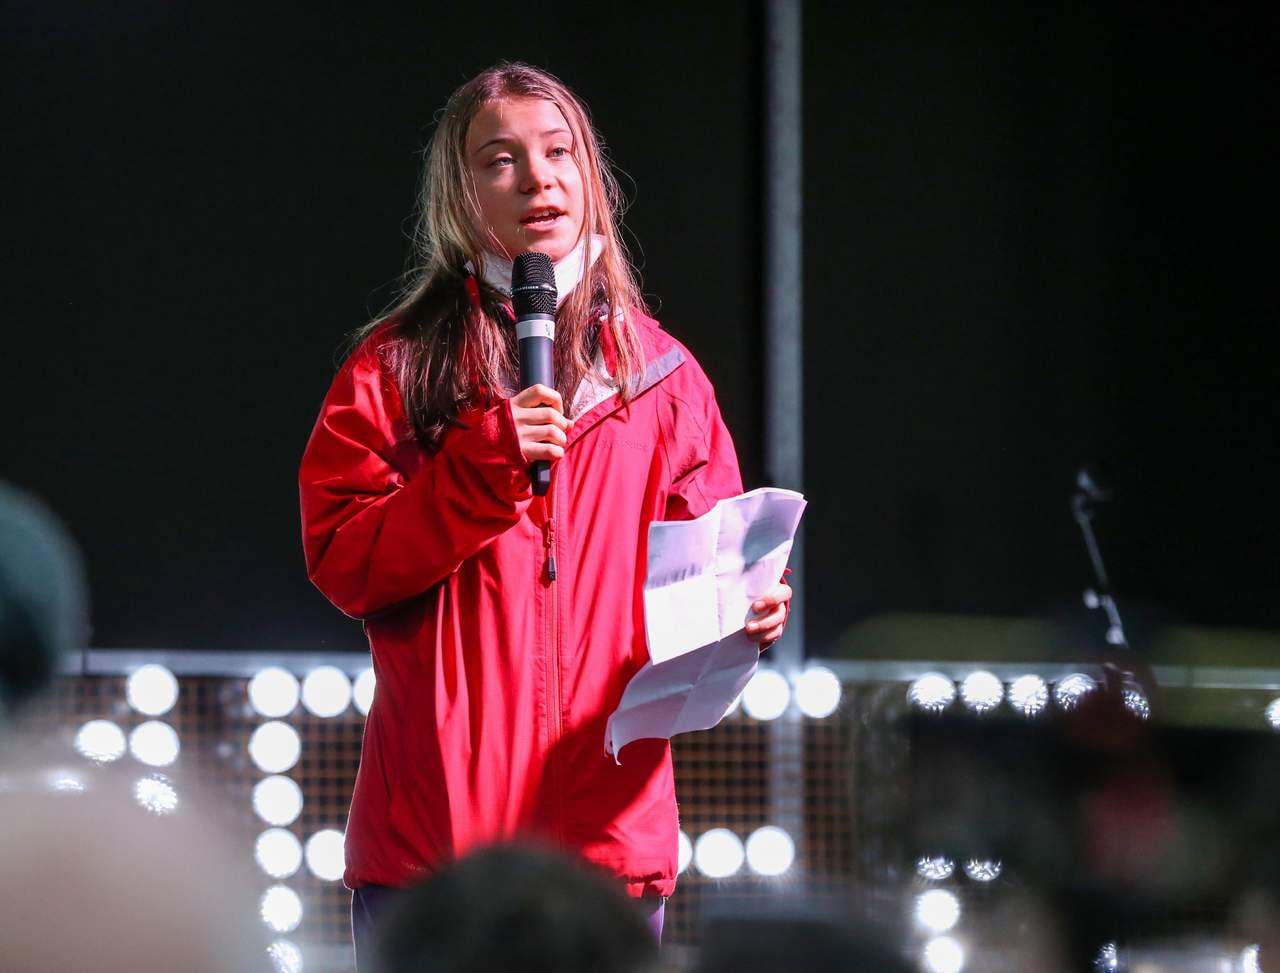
663;368;745;522
299;340;532;619
663;362;791;633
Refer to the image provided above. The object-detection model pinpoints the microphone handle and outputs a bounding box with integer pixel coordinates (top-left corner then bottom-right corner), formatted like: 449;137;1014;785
517;315;555;496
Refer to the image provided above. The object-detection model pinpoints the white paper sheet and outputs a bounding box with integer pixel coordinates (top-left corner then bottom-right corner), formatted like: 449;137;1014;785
605;487;807;760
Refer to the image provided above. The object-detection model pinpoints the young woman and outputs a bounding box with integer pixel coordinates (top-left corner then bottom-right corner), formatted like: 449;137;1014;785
298;63;791;961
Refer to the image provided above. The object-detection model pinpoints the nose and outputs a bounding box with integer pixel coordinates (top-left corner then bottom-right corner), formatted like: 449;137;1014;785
519;155;553;194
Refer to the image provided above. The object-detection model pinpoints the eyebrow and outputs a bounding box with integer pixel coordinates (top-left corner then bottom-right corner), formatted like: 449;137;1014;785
471;128;573;156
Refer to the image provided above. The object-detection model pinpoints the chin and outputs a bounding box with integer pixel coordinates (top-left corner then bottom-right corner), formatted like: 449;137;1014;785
527;241;572;262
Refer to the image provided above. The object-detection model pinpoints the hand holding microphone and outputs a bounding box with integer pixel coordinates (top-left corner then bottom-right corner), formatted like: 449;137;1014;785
511;251;565;495
511;383;572;476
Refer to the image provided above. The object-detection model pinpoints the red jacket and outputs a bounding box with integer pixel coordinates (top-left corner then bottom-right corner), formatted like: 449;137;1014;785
299;310;743;897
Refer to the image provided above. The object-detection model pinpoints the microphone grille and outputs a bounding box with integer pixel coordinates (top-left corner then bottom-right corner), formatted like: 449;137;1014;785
512;251;557;316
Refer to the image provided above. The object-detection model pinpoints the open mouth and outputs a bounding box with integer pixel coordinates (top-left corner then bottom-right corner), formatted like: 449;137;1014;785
520;208;565;226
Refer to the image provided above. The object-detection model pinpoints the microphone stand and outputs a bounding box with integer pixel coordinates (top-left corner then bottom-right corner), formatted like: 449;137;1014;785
1071;468;1153;720
1071;468;1129;650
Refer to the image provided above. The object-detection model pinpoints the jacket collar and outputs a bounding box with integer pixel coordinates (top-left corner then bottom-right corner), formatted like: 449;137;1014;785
566;313;685;446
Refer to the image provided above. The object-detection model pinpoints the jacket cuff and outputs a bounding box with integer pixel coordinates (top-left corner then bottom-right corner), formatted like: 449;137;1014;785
440;400;532;501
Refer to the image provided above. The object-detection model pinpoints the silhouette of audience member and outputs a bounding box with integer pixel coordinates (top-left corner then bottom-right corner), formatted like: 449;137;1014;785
0;481;88;723
369;843;659;973
0;772;268;972
0;482;268;970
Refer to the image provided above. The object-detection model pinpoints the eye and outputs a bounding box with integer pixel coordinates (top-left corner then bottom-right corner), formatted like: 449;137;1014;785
549;146;571;158
488;155;514;168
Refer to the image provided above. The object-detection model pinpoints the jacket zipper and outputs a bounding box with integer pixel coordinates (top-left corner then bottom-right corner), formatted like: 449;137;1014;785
542;488;564;846
544;516;557;581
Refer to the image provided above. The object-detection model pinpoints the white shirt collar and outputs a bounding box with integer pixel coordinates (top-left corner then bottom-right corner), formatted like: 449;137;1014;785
470;234;605;309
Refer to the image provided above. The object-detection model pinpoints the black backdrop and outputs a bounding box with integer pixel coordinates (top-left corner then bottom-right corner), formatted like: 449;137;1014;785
4;3;1275;654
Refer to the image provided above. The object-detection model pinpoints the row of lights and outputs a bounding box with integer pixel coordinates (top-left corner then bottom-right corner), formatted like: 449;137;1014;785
905;670;1156;719
915;855;1002;884
677;825;796;878
251;824;800;961
7;764;178;818
122;662;377;723
733;665;842;721
249;666;375;720
1094;941;1262;973
129;662;1280;731
908;670;1097;716
255;828;345;882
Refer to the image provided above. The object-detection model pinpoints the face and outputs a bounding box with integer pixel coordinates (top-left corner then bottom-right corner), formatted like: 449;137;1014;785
466;96;587;263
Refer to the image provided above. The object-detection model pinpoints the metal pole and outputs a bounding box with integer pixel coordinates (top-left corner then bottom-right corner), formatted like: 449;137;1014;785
764;0;805;673
763;0;807;870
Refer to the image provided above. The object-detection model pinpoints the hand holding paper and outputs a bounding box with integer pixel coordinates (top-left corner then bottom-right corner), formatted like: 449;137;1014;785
604;488;806;760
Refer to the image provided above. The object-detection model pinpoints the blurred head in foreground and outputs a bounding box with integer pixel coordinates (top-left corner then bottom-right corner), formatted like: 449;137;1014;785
0;481;88;722
372;843;658;973
0;763;267;972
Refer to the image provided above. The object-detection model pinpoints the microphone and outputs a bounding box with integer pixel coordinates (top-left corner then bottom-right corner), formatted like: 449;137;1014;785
512;251;557;496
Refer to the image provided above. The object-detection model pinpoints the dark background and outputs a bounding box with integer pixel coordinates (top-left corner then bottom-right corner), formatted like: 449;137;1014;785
4;3;1275;655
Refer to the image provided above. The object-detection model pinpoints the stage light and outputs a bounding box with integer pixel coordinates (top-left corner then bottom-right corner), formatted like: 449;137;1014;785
249;667;300;719
963;859;1001;882
677;830;693;875
301;666;351;718
1009;675;1048;716
1239;944;1261;973
923;936;965;973
260;885;303;934
741;669;790;721
794;666;841;718
134;773;178;814
908;673;955;713
746;825;795;876
916;855;955;881
48;768;86;793
256;828;303;879
915;889;961;933
1054;673;1098;711
694;828;745;879
1121;680;1150;721
75;719;126;763
1264;699;1280;731
305;829;345;882
129;720;180;767
127;664;179;716
249;721;301;774
960;671;1003;714
353;668;376;716
267;939;303;973
1094;942;1119;972
253;776;304;827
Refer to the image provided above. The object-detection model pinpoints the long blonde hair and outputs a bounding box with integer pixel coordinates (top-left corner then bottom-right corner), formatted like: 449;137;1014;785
352;62;647;451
